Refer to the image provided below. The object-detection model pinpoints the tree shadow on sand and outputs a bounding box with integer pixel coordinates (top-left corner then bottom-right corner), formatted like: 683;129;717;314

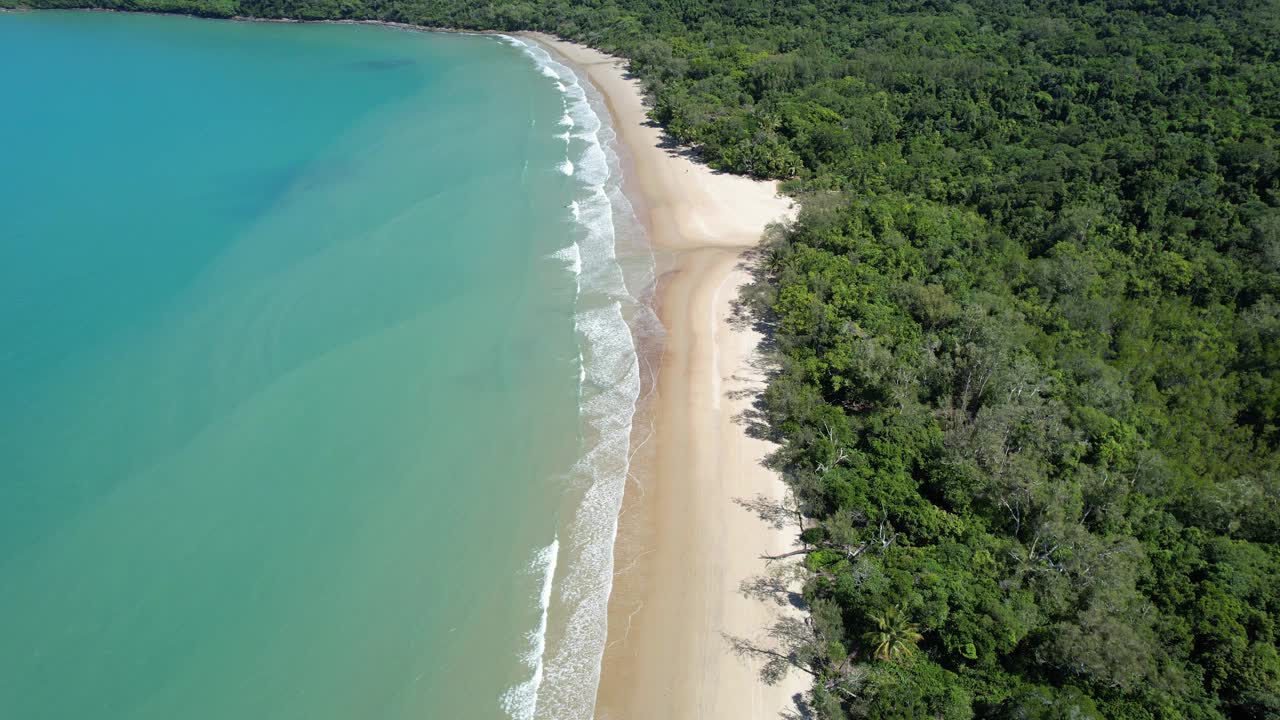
780;694;817;720
723;240;795;443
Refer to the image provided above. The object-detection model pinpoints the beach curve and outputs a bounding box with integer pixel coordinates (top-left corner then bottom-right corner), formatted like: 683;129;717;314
523;33;806;720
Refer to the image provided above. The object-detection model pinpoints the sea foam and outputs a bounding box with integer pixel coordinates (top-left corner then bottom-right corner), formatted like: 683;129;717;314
496;34;648;720
498;538;560;720
551;241;583;277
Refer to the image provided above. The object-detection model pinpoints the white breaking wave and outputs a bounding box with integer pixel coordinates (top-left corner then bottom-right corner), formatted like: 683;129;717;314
499;539;560;720
540;65;560;80
495;34;650;720
551;241;583;277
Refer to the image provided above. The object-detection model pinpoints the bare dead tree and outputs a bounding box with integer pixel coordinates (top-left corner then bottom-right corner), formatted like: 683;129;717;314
761;514;897;565
816;421;850;475
875;517;898;551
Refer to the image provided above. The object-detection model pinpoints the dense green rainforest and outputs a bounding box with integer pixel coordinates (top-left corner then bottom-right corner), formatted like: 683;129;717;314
8;0;1278;717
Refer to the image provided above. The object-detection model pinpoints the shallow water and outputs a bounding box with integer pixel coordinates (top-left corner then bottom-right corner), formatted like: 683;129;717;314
0;13;645;719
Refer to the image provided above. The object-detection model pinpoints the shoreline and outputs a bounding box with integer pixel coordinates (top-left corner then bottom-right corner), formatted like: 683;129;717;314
524;34;806;720
5;9;805;715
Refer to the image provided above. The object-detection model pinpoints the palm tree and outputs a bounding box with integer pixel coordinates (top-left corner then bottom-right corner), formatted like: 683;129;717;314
862;605;923;661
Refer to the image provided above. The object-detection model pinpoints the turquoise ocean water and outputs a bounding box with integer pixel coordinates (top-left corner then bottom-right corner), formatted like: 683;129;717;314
0;12;649;719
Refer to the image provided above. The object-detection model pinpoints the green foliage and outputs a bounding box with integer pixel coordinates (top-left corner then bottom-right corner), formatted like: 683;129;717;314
863;605;924;661
7;0;1279;717
755;176;1278;717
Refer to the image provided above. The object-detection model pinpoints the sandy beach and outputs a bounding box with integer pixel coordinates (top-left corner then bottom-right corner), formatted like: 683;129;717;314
525;34;806;720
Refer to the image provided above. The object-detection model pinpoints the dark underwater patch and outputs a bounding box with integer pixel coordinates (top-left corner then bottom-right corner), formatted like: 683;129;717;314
347;58;415;71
